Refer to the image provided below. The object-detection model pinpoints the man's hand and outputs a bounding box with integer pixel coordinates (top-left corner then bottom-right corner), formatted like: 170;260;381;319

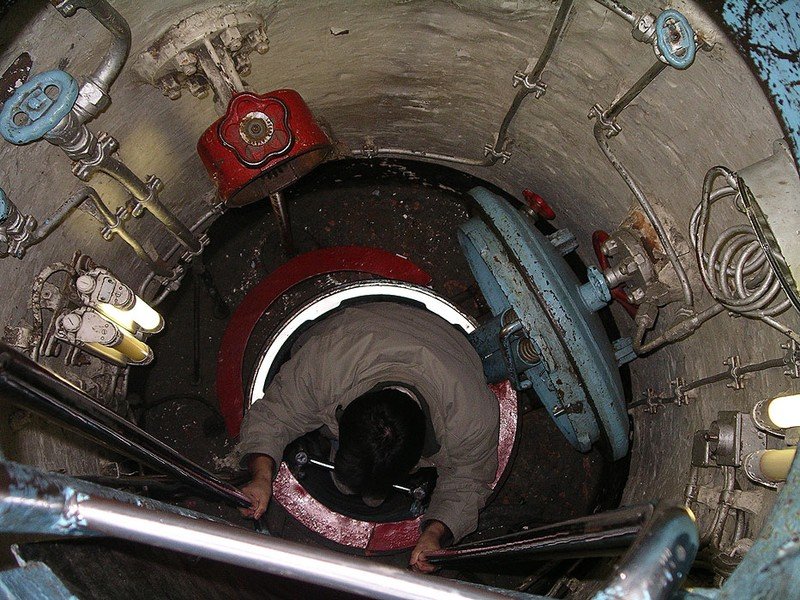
239;454;275;520
410;520;450;573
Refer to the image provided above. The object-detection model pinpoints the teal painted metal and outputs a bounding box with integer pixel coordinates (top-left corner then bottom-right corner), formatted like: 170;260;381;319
0;187;8;223
720;1;800;166
0;459;230;536
0;562;77;600
579;267;612;312
714;452;800;599
0;70;77;145
654;9;697;70
459;187;628;460
592;505;698;600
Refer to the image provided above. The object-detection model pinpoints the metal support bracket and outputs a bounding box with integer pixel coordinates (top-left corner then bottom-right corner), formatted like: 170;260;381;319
71;131;119;180
588;103;622;138
782;340;800;378
512;70;547;98
691;411;767;468
483;137;512;163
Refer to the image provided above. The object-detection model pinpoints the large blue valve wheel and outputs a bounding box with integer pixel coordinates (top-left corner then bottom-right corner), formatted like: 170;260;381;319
459;187;629;460
0;70;78;145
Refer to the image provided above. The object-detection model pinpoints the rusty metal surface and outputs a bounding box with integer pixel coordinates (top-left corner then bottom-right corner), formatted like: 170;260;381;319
0;51;31;107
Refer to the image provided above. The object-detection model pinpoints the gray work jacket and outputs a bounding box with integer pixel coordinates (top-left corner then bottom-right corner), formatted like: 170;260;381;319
238;302;500;543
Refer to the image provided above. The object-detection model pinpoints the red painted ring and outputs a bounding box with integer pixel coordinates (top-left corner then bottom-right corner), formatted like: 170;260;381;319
216;246;432;438
217;246;518;552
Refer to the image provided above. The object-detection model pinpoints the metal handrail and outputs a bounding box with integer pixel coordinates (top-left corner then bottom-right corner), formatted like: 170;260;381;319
0;343;250;508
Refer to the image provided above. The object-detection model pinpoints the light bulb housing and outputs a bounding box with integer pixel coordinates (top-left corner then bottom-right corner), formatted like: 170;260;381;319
56;307;153;366
76;268;164;334
766;394;800;430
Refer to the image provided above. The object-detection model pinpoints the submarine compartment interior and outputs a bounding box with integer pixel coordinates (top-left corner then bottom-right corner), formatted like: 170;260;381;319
0;0;799;598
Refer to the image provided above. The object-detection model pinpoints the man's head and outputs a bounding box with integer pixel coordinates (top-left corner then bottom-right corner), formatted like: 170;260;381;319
334;388;425;498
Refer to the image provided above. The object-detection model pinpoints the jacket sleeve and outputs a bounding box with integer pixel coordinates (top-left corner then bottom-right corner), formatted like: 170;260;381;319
422;397;499;543
237;333;331;470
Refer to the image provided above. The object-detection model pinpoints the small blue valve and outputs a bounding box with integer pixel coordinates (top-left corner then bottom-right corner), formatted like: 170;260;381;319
655;9;697;70
0;70;78;145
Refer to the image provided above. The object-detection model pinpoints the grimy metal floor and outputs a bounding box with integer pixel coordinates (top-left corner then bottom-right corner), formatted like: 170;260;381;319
21;159;629;598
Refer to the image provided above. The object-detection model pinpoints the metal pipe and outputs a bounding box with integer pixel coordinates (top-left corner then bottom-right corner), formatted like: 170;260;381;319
353;0;574;167
591;0;637;24
138;203;223;304
97;157;201;253
427;504;654;567
492;0;575;153
70;495;509;600
692;166;800;341
50;0;131;123
44;111;202;256
591;504;698;600
0;344;250;508
0;459;229;535
33;187;171;277
351;146;494;167
593;119;694;310
632;304;724;355
604;61;668;122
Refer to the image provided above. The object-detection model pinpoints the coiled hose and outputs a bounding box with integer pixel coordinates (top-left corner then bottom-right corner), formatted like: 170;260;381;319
691;166;799;342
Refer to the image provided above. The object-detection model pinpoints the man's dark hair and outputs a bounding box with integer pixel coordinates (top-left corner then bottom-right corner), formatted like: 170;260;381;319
334;388;425;497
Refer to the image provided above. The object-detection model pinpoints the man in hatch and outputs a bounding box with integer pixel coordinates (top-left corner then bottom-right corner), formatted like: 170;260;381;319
237;302;499;572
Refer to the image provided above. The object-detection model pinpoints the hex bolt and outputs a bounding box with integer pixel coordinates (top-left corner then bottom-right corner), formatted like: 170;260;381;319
220;26;243;52
235;54;251;77
186;76;209;99
601;238;619;256
627;288;646;304
159;75;182;101
251;27;270;54
175;51;198;76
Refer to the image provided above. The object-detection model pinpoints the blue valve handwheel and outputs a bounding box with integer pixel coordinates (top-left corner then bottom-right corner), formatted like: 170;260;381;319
655;9;697;70
0;70;78;144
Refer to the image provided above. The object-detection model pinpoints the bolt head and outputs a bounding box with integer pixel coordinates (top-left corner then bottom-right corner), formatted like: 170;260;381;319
60;313;82;333
76;274;95;294
639;14;655;30
627;288;645;303
176;51;198;76
601;238;618;255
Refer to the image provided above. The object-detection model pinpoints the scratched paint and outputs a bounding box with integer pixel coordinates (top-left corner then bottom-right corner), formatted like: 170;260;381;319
0;562;78;600
270;379;518;552
721;0;800;166
0;460;226;536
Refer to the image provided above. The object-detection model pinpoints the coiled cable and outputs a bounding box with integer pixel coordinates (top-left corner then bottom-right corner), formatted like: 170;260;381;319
690;166;799;341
